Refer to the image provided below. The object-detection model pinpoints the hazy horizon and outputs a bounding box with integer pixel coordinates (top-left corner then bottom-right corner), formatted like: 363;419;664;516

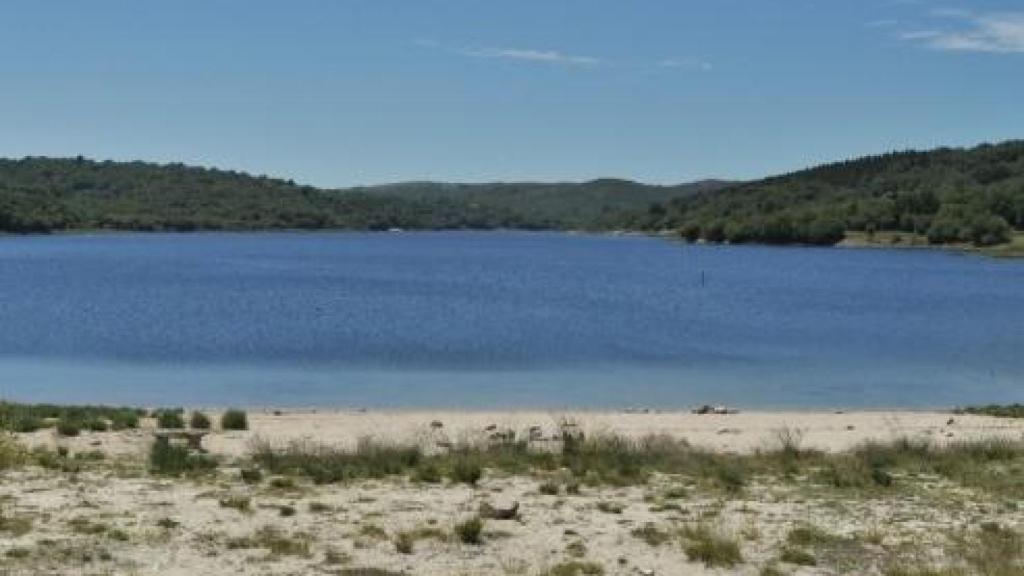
4;137;1017;190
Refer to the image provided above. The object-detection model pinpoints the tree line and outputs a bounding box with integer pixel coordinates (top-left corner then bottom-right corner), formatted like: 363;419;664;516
2;142;1023;249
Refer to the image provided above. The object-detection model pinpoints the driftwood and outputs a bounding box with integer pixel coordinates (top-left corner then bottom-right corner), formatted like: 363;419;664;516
692;405;739;415
479;501;519;520
153;430;208;451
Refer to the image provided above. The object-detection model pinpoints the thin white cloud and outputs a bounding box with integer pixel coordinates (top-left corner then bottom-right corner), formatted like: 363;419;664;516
931;8;972;19
902;11;1024;53
866;19;899;28
416;40;710;72
658;58;713;71
459;47;601;66
901;30;941;40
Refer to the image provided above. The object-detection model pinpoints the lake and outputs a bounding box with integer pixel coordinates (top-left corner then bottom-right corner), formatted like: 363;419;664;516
0;231;1021;409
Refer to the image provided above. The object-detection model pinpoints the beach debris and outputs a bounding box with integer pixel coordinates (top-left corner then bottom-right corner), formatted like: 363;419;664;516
153;429;208;452
637;569;655;576
484;424;497;431
430;420;444;429
488;429;516;445
558;419;585;442
692;405;739;415
435;440;453;449
716;428;741;435
947;418;956;426
528;426;544;440
479;500;519;520
846;425;856;431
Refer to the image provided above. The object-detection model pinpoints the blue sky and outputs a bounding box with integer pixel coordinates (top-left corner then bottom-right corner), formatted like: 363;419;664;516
1;1;1022;187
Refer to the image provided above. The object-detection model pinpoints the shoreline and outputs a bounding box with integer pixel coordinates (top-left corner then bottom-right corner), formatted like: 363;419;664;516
3;227;1022;258
14;408;1024;458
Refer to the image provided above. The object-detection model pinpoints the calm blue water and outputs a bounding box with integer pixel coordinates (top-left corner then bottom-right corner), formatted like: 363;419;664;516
0;231;1021;408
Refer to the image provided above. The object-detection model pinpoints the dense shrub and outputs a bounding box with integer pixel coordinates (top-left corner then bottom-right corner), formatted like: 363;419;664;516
681;524;743;567
189;411;211;430
149;441;217;476
679;223;701;242
449;456;483;486
156;409;185;429
956;404;1024;419
109;410;139;430
7;415;44;433
240;467;263;484
56;419;80;437
701;221;727;243
221;409;249;431
454;516;483;545
0;435;27;470
0;402;143;433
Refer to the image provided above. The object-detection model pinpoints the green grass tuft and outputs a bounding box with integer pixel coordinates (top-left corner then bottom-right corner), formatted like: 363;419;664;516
681;524;743;568
453;516;483;545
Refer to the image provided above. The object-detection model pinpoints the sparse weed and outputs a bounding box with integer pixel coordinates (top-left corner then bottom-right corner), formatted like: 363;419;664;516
542;561;604;576
538;481;560;495
681;524;743;568
454;516;483;545
218;495;251;512
631;523;671;546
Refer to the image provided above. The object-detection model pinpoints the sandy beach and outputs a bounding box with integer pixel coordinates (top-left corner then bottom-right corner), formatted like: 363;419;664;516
3;409;1024;576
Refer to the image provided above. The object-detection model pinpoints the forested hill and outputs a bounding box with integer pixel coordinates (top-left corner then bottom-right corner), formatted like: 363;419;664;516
0;157;726;233
3;142;1023;250
348;179;729;230
643;141;1024;247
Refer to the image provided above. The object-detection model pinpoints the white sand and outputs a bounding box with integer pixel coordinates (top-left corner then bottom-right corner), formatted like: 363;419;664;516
3;409;1023;575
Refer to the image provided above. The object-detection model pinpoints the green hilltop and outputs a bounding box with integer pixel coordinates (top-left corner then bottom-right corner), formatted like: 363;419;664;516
0;157;725;233
1;141;1022;252
643;140;1024;248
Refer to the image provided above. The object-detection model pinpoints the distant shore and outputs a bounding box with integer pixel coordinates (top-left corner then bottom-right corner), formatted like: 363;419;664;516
5;227;1023;259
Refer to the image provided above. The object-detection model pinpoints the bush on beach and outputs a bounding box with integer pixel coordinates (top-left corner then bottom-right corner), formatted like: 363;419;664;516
149;439;217;476
221;409;249;431
156;409;185;429
0;402;142;433
189;411;211;430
